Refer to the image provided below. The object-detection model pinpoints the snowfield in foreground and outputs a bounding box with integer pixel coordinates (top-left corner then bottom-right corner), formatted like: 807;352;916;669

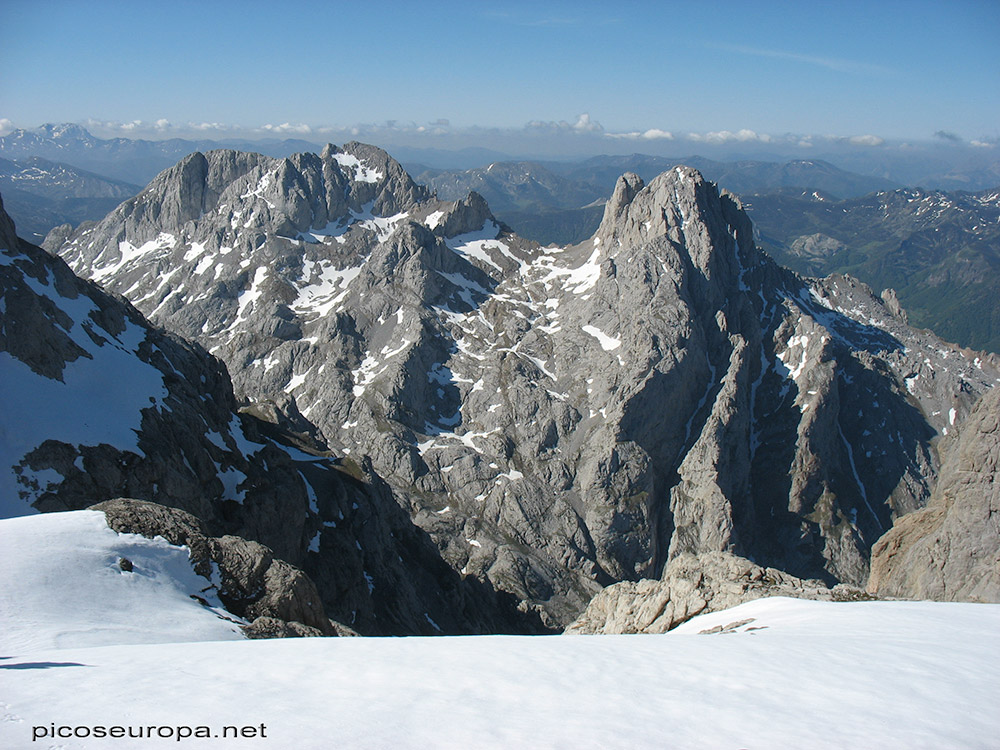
0;511;244;654
1;512;999;749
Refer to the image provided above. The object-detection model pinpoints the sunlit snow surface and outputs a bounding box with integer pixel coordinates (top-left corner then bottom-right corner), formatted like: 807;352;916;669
2;513;998;749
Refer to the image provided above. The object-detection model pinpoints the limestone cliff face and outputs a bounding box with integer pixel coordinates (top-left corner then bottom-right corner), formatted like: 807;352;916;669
868;386;1000;601
48;150;1000;627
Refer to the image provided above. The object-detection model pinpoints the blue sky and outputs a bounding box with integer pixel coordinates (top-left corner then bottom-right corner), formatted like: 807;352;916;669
1;0;997;152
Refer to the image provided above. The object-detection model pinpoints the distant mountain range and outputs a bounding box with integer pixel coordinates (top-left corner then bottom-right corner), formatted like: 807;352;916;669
414;154;900;212
412;155;905;249
5;124;998;356
7;121;997;187
745;187;1000;353
0;155;142;240
0;123;317;185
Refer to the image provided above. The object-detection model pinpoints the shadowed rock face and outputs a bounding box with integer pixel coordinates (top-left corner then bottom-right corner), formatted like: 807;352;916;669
48;147;1000;627
868;386;1000;602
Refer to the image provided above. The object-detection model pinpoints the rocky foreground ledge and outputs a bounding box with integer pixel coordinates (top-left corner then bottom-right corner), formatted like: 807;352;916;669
92;498;358;638
565;550;870;634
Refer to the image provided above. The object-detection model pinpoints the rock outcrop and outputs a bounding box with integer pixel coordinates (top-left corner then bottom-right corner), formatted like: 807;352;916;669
93;498;342;636
566;551;868;634
867;385;1000;601
47;148;1000;627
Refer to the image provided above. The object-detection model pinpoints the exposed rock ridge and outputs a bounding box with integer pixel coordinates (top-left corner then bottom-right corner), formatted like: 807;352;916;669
1;193;23;248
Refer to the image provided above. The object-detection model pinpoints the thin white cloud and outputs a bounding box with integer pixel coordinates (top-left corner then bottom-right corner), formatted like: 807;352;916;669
77;119;258;140
83;118;116;132
526;113;605;134
573;113;602;132
261;122;313;135
687;129;772;144
189;122;235;132
811;133;886;147
847;134;885;147
709;42;894;76
0;118;14;137
606;128;674;141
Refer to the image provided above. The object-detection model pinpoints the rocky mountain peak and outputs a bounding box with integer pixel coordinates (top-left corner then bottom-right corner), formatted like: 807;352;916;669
430;191;496;238
44;147;1000;626
592;165;759;315
598;171;644;228
38;123;94;141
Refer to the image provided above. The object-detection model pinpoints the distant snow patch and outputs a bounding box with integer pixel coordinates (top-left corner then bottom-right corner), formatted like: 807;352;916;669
92;233;176;282
581;325;621;351
543;248;602;294
235;266;268;322
292;259;364;317
333;152;383;183
445;220;521;272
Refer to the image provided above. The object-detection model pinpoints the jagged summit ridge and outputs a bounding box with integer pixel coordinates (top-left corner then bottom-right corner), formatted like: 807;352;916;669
49;147;1000;626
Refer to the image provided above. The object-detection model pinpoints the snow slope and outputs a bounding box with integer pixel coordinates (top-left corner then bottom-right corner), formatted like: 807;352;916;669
0;511;244;654
2;516;997;750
